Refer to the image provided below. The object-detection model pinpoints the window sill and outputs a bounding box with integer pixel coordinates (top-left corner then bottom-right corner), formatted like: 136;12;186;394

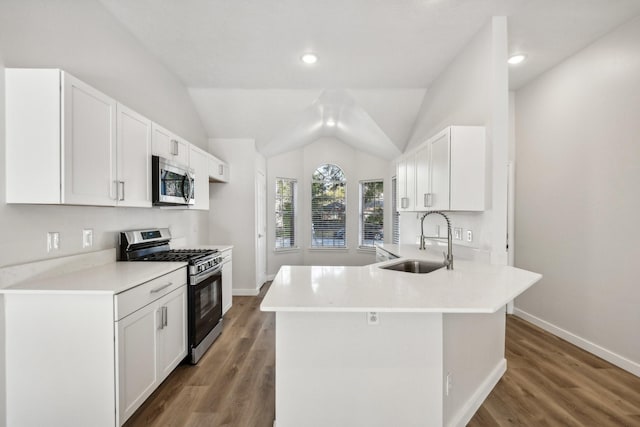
357;246;376;254
274;247;300;254
307;247;349;252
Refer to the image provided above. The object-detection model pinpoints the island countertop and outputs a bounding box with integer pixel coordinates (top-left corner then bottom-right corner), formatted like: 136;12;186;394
260;246;541;314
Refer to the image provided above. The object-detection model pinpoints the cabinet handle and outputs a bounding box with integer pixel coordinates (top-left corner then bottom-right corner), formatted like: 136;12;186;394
401;197;409;209
424;193;433;207
162;306;168;328
171;139;179;155
119;181;125;201
150;282;173;293
218;164;223;176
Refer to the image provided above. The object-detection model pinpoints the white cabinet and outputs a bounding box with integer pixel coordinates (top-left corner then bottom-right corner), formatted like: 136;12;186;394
5;69;152;207
208;156;229;183
220;248;233;314
395;126;486;212
116;104;152;207
5;68;118;205
427;126;486;211
189;145;211;210
151;122;189;166
116;282;187;424
396;154;416;212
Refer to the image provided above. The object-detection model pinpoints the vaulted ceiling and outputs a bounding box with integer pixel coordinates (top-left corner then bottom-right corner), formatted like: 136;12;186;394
100;0;640;157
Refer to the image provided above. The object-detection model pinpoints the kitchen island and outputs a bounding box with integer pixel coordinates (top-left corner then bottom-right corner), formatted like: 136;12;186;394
260;245;541;427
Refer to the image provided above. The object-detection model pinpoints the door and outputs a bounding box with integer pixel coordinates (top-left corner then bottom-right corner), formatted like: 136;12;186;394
255;171;267;288
117;104;152;207
157;286;188;382
189;146;210;210
429;129;451;211
116;303;158;425
62;72;117;206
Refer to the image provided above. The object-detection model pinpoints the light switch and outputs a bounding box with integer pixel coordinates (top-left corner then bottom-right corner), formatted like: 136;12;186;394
454;228;463;240
47;232;60;252
466;230;473;242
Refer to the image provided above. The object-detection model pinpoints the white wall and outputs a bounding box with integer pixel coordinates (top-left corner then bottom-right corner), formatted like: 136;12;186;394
208;139;267;295
398;17;508;265
0;0;210;268
267;138;391;276
513;16;640;375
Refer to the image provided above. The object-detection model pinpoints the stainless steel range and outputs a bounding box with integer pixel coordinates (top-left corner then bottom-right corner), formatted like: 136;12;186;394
119;228;223;364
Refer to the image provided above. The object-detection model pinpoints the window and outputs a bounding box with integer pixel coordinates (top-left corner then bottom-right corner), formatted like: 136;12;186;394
392;176;399;244
359;180;384;248
275;178;297;250
311;164;346;248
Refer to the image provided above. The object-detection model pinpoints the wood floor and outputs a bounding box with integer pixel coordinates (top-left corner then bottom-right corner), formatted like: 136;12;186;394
125;283;640;427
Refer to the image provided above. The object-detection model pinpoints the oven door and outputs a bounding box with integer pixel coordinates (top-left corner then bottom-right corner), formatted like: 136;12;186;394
189;269;223;348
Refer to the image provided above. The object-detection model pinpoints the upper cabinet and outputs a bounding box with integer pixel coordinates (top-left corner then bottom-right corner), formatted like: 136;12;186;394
188;145;210;211
151;123;189;166
116;104;152;208
395;126;486;212
5;68;228;209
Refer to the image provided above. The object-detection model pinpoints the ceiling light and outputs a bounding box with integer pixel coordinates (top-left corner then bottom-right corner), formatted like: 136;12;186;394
301;53;318;65
325;119;336;127
508;54;527;65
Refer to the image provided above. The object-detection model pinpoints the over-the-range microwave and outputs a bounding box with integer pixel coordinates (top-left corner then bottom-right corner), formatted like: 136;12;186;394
152;155;195;206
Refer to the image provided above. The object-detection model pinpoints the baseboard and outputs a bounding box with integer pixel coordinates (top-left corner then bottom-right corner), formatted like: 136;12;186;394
233;288;260;296
513;308;640;377
447;358;507;427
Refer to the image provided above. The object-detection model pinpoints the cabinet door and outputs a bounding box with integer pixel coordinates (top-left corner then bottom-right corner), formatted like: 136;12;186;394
429;130;451;211
151;123;189;165
189;146;210;210
397;157;415;212
117;104;152;207
209;157;229;183
62;72;117;206
222;251;233;315
157;286;188;382
415;145;431;210
116;303;158;425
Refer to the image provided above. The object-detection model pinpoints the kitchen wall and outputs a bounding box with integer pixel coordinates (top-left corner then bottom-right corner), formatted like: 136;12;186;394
514;15;640;375
266;137;391;277
399;17;508;264
0;0;210;268
208;138;267;295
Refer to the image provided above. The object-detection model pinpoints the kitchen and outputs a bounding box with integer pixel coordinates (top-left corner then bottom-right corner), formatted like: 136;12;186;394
1;0;640;426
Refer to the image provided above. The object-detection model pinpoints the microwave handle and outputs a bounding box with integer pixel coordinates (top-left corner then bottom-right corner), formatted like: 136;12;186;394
183;173;193;203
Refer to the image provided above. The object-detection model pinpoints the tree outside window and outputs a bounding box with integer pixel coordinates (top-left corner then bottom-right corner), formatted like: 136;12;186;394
360;180;384;248
311;164;346;248
275;178;297;250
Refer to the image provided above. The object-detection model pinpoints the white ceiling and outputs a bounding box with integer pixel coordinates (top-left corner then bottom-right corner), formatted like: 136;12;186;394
99;0;640;155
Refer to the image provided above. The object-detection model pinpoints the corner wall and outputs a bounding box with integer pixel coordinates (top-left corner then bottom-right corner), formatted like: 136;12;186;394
0;0;210;268
514;15;640;375
400;17;508;264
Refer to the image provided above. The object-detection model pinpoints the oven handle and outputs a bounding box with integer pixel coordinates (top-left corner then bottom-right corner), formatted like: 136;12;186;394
192;264;223;285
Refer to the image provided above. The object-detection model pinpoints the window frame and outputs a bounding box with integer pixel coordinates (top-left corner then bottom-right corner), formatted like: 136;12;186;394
310;164;347;249
358;179;384;250
274;177;298;252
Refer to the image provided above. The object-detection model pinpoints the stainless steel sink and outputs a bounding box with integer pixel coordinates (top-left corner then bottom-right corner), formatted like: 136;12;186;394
380;259;445;274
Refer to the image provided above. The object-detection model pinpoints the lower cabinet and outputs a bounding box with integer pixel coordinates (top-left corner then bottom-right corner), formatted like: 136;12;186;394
116;285;187;424
221;248;233;315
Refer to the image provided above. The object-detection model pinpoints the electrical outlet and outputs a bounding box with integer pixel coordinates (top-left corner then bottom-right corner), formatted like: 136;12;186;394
367;312;379;325
47;232;60;252
82;229;93;248
466;230;473;242
454;228;463;240
445;372;453;396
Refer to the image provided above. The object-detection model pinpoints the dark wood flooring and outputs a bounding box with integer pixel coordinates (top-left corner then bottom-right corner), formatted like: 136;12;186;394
125;283;640;426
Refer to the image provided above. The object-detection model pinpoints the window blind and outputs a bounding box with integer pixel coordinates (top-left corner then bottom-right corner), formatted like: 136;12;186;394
392;176;399;244
275;178;297;250
311;164;346;248
359;180;384;248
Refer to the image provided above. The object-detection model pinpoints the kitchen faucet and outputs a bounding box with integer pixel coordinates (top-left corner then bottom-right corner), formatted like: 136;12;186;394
419;211;454;270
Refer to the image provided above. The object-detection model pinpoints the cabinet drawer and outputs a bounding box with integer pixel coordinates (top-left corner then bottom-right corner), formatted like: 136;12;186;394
115;267;187;320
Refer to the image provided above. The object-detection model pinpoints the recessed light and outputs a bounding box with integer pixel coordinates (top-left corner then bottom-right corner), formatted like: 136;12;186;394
508;54;527;65
301;53;318;65
325;119;336;127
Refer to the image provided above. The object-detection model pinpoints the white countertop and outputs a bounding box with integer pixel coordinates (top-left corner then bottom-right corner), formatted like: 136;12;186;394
0;261;187;295
261;245;541;314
